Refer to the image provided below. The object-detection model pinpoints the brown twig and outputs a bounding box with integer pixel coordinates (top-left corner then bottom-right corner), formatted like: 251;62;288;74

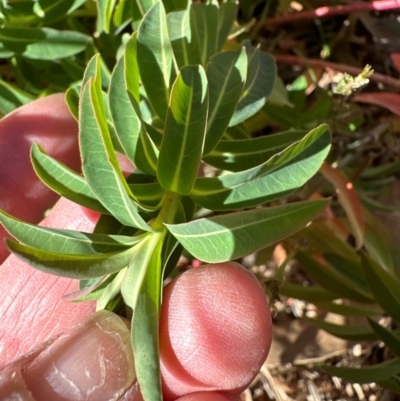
265;0;400;26
273;55;400;91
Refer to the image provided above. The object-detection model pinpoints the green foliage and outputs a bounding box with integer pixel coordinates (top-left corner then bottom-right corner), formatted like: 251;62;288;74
0;1;333;399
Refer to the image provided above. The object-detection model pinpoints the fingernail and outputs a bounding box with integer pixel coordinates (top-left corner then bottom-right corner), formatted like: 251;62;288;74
21;310;135;401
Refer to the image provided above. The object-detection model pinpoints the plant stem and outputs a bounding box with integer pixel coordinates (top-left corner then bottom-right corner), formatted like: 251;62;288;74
273;54;400;90
265;0;400;26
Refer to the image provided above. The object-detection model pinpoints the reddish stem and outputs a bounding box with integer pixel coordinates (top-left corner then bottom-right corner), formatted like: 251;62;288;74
265;0;400;26
273;54;400;90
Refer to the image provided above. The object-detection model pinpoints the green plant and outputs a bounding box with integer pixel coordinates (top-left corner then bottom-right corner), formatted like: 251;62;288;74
0;1;332;399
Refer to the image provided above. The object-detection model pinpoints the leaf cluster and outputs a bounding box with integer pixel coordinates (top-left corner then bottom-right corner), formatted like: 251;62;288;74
0;1;333;399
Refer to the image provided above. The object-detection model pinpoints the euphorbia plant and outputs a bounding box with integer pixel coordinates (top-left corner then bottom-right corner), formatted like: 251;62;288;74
0;1;331;400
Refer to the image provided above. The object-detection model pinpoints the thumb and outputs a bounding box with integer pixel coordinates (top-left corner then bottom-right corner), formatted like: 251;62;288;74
0;311;141;401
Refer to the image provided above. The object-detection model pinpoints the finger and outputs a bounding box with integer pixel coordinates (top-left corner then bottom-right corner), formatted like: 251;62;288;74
0;311;141;401
0;197;96;368
0;94;81;263
159;262;272;400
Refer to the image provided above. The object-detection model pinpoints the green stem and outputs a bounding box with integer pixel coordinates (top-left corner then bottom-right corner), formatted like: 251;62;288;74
152;191;181;230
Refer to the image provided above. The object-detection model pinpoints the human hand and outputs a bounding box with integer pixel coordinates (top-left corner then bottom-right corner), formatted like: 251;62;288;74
0;95;272;400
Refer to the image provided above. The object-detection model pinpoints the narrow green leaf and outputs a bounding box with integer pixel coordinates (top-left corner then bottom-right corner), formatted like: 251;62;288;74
203;47;247;155
129;0;157;29
166;199;329;263
301;222;359;262
368;318;400;358
128;182;164;209
308;317;377;341
297;252;374;303
191;0;219;66
96;0;117;34
222;124;249;140
109;55;158;175
132;231;165;401
323;253;369;291
279;282;338;302
31;144;109;214
64;275;112;302
0;208;143;254
125;33;140;104
7;239;137;279
163;0;187;13
362;255;400;322
167;4;202;68
322;358;400;383
79;57;153;231
137;1;175;122
158;65;208;195
230;45;276;126
203;129;307;172
217;0;238;51
38;0;86;23
65;83;80;120
192;125;330;211
0;27;90;60
314;301;383;317
364;211;400;275
97;268;127;310
0;79;33;115
377;377;400;392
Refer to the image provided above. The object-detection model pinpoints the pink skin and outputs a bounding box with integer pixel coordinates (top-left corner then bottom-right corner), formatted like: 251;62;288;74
0;95;272;400
160;263;272;400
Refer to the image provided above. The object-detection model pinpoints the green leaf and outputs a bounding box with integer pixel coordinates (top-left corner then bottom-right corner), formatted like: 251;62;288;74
167;4;202;68
158;65;208;195
297;252;374;303
166;199;329;263
137;1;175;122
65;83;80;120
163;0;188;13
321;358;400;383
96;0;117;34
203;129;307;172
230;45;276;126
217;0;238;51
131;231;165;401
222;124;249;140
0;78;33;115
377;376;400;392
203;47;247;155
368;318;400;358
308;317;377;341
38;0;86;23
64;275;113;302
31;144;109;214
0;27;90;60
323;253;369;291
125;33;140;104
128;182;165;209
362;255;400;322
320;163;365;250
314;301;383;317
191;0;219;66
97;268;127;310
127;0;157;29
301;222;359;263
364;211;400;275
0;208;143;254
279;282;338;302
192;125;331;211
109;55;158;175
6;239;137;279
79;56;153;231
